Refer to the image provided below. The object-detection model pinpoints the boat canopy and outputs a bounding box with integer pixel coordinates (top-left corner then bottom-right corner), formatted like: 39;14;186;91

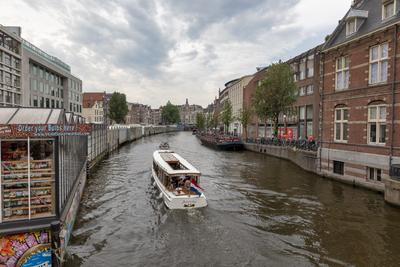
153;150;201;175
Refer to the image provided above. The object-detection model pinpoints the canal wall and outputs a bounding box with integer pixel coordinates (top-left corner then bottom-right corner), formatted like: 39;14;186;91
244;142;392;200
244;143;318;173
88;124;178;170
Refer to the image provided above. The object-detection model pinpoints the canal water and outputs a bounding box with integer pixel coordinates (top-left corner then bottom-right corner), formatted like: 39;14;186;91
65;132;400;267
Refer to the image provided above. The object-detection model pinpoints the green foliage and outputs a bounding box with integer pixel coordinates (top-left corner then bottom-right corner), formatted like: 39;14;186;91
253;62;297;136
205;113;212;129
238;106;253;138
195;113;206;130
220;100;233;133
109;92;128;124
161;101;180;124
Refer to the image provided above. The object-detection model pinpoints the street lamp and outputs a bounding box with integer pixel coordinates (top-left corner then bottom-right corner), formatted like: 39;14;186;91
283;114;287;139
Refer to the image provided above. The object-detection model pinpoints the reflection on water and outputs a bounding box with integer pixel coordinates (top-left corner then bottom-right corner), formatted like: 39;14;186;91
65;132;400;266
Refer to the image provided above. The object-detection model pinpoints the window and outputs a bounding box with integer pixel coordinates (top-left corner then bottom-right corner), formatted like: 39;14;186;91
4;72;11;86
30;78;37;91
14;94;20;105
3;53;11;66
39;81;44;93
33;95;38;107
1;139;56;222
334;107;349;142
299;59;306;80
346;18;357;36
369;43;388;84
306;85;314;95
382;1;395;20
40;97;44;108
0;90;3;103
368;105;386;144
46;98;50;108
5;91;12;104
368;167;382;181
333;161;344;175
299;86;306;96
336;56;349;90
39;68;44;79
307;55;314;78
306;105;313;138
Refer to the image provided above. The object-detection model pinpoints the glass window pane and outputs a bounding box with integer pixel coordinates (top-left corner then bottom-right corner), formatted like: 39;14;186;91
369;107;377;120
381;43;389;58
381;60;388;82
1;140;30;221
379;124;386;143
343;109;349;121
344;70;349;89
337;72;343;89
335;123;341;140
343;123;348;141
370;63;378;83
299;107;305;120
336;109;341;121
379;107;386;120
29;140;55;218
307;121;313;138
371;46;379;61
369;123;377;143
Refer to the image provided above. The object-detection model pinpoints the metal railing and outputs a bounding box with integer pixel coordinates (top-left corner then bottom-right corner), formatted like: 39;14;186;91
246;137;319;152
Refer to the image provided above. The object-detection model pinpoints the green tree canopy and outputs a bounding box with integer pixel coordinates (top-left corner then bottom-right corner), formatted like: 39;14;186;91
195;112;206;130
238;105;253;139
109;92;128;124
253;61;297;136
162;101;180;124
220;100;233;134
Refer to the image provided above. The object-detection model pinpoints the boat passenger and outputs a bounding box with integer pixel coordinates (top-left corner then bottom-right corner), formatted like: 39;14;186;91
184;179;191;190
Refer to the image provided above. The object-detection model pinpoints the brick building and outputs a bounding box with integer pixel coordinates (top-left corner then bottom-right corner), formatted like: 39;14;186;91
243;44;321;140
320;0;400;189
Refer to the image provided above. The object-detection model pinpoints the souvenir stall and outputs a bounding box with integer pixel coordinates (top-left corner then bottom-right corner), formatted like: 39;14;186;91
0;108;90;267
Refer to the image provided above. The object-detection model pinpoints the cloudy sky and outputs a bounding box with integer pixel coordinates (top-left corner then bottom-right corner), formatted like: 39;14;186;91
0;0;351;107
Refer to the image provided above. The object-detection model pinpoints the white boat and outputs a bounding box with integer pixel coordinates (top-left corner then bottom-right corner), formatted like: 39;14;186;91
152;150;207;209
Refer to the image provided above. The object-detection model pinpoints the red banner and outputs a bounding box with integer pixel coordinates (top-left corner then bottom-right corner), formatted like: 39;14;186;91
0;124;91;138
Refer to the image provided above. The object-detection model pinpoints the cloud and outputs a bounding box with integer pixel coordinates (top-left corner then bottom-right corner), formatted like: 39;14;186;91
1;0;352;107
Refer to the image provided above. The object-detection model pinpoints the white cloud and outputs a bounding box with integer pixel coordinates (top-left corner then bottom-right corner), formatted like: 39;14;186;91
0;0;352;107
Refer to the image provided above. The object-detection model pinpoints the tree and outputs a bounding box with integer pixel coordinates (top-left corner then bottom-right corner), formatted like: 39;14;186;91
253;62;297;137
238;105;252;139
220;100;233;134
109;92;128;124
161;101;180;124
195;113;206;130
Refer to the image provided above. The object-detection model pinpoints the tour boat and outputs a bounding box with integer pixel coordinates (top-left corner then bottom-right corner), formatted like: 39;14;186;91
159;142;170;150
152;150;207;209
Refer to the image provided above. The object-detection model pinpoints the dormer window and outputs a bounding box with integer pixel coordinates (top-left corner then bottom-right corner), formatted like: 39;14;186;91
382;1;396;20
346;18;357;36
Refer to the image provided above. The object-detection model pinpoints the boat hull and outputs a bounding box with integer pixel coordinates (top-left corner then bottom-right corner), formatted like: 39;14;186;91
199;137;244;151
151;168;207;209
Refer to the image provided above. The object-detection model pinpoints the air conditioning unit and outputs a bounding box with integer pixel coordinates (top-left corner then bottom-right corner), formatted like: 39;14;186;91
390;164;400;179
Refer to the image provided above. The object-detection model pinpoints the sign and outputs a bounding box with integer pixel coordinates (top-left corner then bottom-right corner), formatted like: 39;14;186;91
0;124;91;138
0;231;52;267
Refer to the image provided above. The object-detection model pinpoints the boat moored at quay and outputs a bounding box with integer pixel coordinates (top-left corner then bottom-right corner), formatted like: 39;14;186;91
198;134;244;151
152;150;207;209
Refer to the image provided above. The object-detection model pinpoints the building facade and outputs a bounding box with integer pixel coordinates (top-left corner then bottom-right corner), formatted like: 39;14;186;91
178;98;204;125
288;45;322;140
82;92;106;123
320;0;400;189
0;25;22;107
1;26;82;114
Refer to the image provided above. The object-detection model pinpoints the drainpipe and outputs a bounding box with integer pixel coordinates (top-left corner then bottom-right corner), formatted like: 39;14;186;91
390;24;398;176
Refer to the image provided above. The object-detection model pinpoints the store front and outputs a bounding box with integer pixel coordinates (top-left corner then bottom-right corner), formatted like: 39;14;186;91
0;108;90;267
